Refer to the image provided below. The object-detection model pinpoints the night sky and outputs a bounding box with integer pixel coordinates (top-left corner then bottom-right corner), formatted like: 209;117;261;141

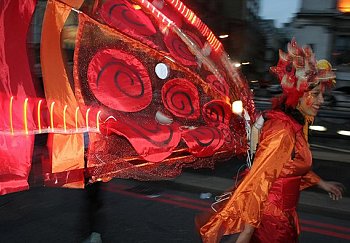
260;0;301;27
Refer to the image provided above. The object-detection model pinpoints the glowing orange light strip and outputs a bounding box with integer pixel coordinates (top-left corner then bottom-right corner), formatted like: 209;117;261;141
166;0;222;52
96;110;102;132
63;105;68;133
75;107;79;132
85;108;91;131
37;100;42;133
191;15;196;24
138;0;172;26
9;96;14;135
185;9;190;18
23;98;29;135
50;102;55;132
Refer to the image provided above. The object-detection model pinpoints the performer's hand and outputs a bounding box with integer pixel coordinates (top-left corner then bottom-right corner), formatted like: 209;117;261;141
318;180;345;200
236;223;254;243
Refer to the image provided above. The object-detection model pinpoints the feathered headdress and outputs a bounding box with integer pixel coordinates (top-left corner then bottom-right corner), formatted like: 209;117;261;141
270;38;336;108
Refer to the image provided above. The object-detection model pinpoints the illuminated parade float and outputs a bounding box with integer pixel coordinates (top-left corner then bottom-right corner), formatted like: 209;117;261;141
0;0;257;195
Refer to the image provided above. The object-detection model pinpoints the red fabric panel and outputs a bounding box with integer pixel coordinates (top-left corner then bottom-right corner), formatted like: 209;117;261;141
87;48;153;112
101;118;181;162
182;126;224;157
0;0;37;195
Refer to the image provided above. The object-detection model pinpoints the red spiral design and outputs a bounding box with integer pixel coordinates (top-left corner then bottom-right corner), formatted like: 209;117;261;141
161;78;200;119
202;100;231;125
87;49;152;112
164;31;203;66
182;126;224;157
100;0;156;36
206;74;230;97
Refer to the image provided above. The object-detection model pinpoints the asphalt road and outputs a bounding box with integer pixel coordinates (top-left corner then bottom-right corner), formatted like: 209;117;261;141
0;179;349;243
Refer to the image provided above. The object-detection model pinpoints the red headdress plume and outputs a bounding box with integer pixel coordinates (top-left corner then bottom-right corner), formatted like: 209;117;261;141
270;38;336;108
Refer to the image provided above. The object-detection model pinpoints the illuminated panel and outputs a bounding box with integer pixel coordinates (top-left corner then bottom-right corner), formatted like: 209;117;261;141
9;96;14;135
137;0;222;51
338;0;350;12
37;100;43;133
50;102;55;132
96;110;102;132
167;0;223;51
23;98;29;135
140;0;173;26
63;105;68;132
85;108;91;131
75;107;80;132
3;97;102;134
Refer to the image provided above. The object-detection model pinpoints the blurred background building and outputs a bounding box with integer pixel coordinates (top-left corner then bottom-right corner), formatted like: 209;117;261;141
291;0;350;88
182;0;266;84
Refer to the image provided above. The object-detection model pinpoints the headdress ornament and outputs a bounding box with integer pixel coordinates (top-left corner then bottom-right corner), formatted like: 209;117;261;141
270;38;336;107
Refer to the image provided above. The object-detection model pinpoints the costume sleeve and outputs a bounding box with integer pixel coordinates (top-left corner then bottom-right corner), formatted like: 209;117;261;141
200;120;295;243
300;170;320;190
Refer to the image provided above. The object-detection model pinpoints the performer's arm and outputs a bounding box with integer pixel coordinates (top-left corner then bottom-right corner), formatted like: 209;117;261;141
317;179;344;200
300;170;320;190
301;171;344;200
236;223;255;243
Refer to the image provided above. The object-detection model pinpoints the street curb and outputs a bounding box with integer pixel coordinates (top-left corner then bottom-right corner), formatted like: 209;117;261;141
169;172;350;218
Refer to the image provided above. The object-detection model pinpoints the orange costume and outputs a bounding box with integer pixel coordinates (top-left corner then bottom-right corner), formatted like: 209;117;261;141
199;110;320;243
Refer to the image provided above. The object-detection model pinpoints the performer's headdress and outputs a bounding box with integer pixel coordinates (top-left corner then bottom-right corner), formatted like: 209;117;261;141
270;38;336;108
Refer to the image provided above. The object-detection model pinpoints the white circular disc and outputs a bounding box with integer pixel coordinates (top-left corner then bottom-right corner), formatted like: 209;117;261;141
155;63;170;80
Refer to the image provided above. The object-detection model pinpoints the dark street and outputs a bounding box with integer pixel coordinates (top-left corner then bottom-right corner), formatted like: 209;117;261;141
0;177;349;243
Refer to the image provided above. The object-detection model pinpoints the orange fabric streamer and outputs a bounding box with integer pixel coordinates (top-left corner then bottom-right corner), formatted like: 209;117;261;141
41;0;85;188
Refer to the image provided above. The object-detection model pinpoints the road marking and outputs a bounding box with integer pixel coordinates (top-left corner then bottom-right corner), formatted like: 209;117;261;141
301;219;350;233
301;226;350;240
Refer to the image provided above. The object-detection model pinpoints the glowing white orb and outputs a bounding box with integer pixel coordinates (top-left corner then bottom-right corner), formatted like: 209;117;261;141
232;100;243;115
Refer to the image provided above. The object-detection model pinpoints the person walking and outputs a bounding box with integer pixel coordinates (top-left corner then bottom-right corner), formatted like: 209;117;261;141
199;39;344;243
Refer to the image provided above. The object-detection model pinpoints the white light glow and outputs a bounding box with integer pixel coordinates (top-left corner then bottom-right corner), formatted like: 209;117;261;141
232;100;243;115
242;62;250;65
218;34;229;39
309;125;327;132
337;130;350;136
234;63;241;68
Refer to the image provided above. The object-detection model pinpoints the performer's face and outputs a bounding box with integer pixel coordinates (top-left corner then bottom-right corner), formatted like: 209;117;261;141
298;84;325;117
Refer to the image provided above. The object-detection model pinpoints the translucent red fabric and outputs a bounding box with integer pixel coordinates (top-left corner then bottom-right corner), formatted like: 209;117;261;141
0;0;37;195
